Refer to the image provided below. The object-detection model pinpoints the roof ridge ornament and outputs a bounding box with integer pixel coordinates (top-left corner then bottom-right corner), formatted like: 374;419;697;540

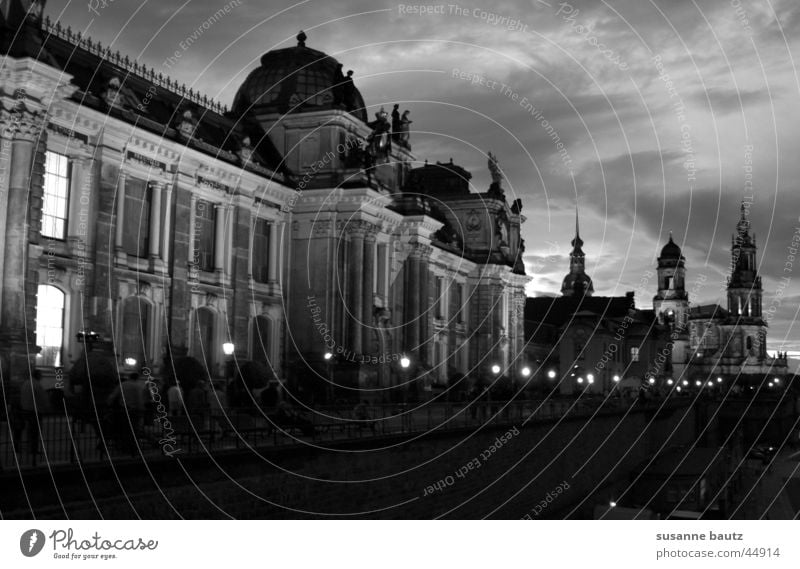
297;30;307;47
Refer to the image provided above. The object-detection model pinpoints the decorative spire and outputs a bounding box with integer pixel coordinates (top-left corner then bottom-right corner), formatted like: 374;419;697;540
297;30;307;47
571;204;584;252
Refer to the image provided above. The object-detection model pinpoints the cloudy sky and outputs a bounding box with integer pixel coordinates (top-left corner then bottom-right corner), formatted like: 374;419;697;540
49;0;800;353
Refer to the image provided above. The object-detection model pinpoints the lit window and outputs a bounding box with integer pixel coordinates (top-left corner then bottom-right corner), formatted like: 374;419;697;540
630;346;640;362
35;285;65;367
42;151;71;239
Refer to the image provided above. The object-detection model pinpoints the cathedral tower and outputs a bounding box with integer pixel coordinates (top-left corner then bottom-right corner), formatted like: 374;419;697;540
653;233;689;328
561;208;594;297
727;201;762;320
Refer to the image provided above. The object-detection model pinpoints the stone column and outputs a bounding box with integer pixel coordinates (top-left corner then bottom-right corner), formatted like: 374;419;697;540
268;221;279;284
377;242;388;306
1;124;35;333
362;230;376;354
161;183;173;266
404;247;420;352
226;204;235;277
148;181;162;264
418;247;431;364
214;203;225;276
188;194;197;267
347;225;365;353
66;157;83;240
114;171;127;263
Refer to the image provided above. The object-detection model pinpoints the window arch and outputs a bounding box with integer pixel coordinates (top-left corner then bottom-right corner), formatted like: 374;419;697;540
121;296;151;367
36;285;66;367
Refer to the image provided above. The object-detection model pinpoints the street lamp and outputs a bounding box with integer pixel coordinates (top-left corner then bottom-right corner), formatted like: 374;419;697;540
491;364;501;375
521;366;531;378
400;355;411;369
222;342;235;379
324;352;336;403
612;375;620;383
716;376;723;383
124;357;137;367
648;377;656;385
547;369;557;379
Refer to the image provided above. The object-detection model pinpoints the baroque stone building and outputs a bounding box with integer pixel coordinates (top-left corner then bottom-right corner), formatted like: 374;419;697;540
526;202;788;396
0;3;529;401
652;203;789;384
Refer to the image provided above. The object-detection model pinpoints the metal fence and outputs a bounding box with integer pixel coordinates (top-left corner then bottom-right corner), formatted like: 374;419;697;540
0;397;639;470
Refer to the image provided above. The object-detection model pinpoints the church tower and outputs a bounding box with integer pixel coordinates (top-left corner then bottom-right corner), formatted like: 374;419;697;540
561;208;594;297
727;202;762;320
653;233;689;328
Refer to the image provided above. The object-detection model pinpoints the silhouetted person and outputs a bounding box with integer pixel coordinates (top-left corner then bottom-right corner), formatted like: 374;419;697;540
391;104;401;139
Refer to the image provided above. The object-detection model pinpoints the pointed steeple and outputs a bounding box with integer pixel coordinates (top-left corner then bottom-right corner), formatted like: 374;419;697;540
562;205;593;297
736;200;751;238
571;205;584;255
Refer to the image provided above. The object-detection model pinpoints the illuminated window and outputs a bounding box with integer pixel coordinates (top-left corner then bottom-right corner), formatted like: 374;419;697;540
41;151;71;239
35;285;65;367
630;346;640;362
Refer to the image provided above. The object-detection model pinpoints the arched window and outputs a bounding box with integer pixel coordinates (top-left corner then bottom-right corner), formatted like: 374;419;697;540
121;296;150;367
192;307;216;373
36;285;65;367
252;316;272;365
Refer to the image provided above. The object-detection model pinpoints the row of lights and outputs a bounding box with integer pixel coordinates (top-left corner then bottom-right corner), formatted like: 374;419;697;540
123;342;236;369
